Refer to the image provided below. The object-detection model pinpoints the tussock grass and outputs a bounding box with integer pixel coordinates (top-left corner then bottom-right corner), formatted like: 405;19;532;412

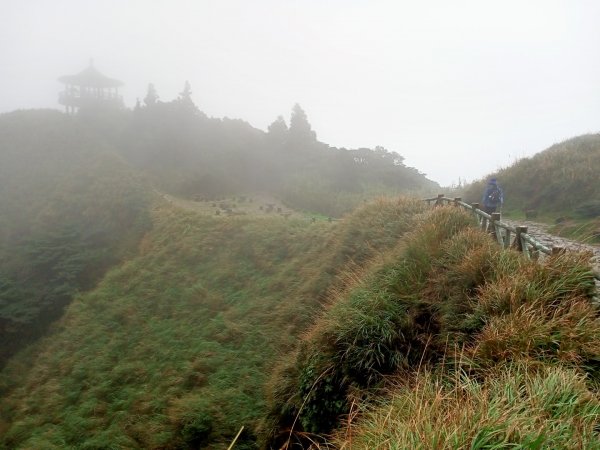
265;205;600;448
333;363;600;449
470;252;599;368
264;207;476;444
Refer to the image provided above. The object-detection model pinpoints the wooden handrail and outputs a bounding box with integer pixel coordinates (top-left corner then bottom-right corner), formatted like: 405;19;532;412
423;194;599;303
424;195;555;259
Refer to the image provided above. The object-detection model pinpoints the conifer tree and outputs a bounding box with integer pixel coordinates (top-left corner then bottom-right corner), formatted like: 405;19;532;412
177;80;198;114
267;115;288;144
179;80;193;102
289;103;316;144
144;83;159;107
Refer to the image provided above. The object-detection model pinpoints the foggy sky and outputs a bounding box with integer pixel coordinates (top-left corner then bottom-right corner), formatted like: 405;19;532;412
2;0;599;186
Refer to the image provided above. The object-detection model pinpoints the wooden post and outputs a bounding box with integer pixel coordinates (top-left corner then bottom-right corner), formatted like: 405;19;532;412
519;226;531;259
504;228;511;249
512;226;528;252
471;202;481;224
453;197;462;207
435;194;444;207
490;212;503;245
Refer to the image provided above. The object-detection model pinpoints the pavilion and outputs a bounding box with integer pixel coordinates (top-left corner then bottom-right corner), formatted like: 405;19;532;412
58;62;124;114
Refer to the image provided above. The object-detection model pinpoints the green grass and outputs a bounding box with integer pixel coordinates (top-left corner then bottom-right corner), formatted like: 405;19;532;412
333;363;600;449
3;199;597;449
265;205;600;448
1;208;328;448
0;196;426;449
0;109;152;366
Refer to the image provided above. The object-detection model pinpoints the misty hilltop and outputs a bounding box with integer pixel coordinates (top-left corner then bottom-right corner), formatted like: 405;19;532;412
462;133;600;215
0;100;439;448
51;68;439;216
5;2;600;185
0;99;437;368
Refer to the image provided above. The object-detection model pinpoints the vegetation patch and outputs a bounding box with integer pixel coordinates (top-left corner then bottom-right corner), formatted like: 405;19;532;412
265;206;600;448
333;364;600;449
0;197;425;449
0;110;151;367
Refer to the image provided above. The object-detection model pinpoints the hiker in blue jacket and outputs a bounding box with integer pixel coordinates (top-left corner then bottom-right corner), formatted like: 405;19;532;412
481;178;504;214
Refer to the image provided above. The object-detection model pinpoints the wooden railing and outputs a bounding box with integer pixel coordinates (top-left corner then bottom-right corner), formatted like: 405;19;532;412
424;194;559;260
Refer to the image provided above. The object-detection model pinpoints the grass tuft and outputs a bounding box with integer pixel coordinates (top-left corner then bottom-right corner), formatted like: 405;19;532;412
333;363;600;449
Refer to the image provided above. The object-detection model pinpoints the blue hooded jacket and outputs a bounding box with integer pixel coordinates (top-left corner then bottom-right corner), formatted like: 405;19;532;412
482;179;504;207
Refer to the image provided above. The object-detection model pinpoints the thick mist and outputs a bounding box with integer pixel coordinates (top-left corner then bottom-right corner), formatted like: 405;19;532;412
2;0;600;185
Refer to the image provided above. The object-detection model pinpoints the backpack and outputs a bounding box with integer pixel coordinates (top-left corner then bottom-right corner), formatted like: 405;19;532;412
488;187;501;204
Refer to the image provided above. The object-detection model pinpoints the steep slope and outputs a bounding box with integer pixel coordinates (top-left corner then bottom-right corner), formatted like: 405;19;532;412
0;197;426;449
0;110;151;366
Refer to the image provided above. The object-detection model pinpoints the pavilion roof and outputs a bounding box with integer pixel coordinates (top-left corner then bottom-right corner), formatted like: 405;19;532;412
58;65;123;88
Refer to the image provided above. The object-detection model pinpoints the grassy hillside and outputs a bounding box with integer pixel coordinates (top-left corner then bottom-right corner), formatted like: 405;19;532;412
265;206;600;449
461;134;600;240
0;104;438;369
2;191;597;449
463;134;600;213
2;108;597;449
0;110;151;366
0;197;427;449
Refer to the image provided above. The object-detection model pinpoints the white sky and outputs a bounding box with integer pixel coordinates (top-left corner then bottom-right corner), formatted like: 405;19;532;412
2;0;599;186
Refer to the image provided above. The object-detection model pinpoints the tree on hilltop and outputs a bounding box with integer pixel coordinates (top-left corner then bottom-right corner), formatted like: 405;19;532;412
176;80;200;115
144;83;159;107
180;80;193;102
267;115;288;144
289;103;316;145
177;81;198;111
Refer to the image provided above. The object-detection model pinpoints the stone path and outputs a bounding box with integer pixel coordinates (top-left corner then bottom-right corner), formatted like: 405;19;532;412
504;219;600;260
